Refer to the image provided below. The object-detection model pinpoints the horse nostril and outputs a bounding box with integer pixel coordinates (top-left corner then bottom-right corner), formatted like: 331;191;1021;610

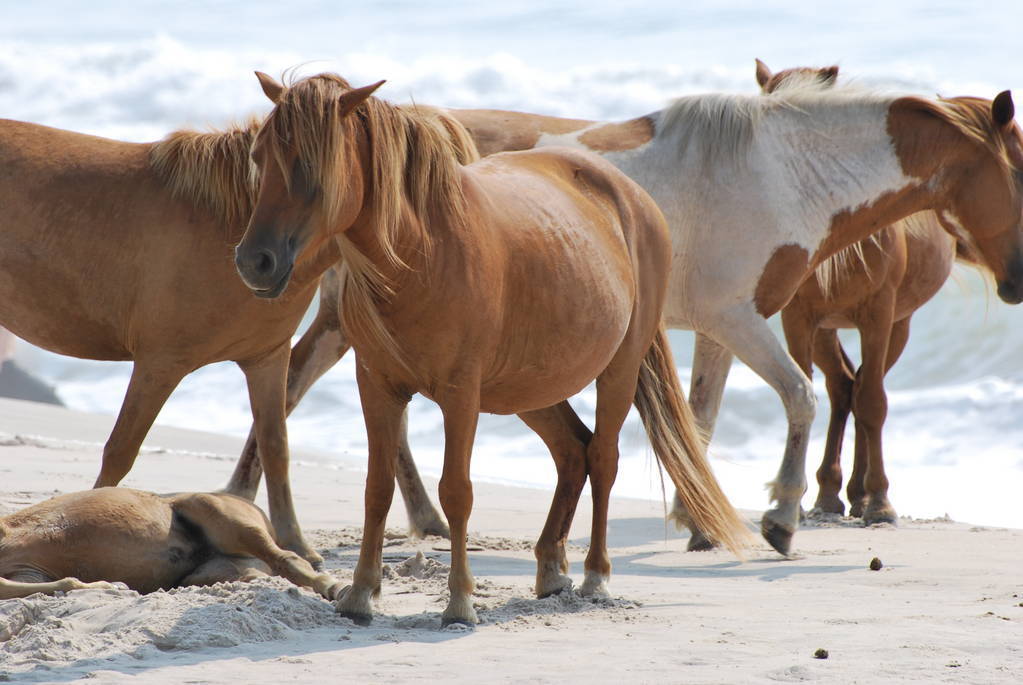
256;249;276;276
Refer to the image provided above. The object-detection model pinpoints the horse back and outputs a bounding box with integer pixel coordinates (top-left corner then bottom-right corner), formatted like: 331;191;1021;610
434;146;671;412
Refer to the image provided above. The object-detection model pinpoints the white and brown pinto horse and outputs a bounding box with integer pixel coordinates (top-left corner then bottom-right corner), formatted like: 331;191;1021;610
758;61;988;525
234;73;748;626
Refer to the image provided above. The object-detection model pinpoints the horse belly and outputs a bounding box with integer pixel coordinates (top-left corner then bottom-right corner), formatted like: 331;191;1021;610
479;278;634;414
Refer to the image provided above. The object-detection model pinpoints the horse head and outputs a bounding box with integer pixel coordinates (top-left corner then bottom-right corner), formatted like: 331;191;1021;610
235;72;383;298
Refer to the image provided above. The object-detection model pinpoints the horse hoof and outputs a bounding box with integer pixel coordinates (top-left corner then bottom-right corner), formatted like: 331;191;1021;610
849;500;866;518
863;506;898;526
535;574;573;598
579;571;610;599
812;495;846;516
338;609;373;627
686;530;718;552
410;514;451;540
441;605;478;627
441;615;476;629
761;518;794;556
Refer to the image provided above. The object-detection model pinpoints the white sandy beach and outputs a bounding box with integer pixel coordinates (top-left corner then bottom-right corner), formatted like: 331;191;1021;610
0;396;1020;684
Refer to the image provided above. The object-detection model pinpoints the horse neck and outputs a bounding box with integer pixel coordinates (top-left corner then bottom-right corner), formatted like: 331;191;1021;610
811;97;989;265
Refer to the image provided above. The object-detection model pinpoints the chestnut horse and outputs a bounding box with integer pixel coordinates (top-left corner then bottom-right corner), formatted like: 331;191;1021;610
757;61;989;525
236;74;1023;556
234;72;748;626
0;488;342;600
0;113;471;565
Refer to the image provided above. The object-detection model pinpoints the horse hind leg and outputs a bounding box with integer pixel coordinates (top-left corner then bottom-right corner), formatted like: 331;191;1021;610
671;333;733;551
178;555;272;586
855;316;909;525
517;401;591;597
0;575;117;600
580;340;650;598
170;493;343;600
811;329;856;515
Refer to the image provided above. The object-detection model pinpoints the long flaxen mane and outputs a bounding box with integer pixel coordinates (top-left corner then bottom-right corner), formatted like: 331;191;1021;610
149;119;261;235
258;73;480;368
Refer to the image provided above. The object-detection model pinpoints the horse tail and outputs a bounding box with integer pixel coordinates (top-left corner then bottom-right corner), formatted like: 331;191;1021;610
633;326;752;557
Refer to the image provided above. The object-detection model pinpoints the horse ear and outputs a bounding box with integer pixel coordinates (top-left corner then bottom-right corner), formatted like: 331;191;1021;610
755;59;772;89
819;65;839;85
255;71;285;103
338;80;386;116
992;90;1015;128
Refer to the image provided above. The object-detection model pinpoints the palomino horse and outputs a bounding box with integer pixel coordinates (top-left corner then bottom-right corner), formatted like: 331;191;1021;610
234;72;748;626
0;117;331;565
0;488;342;600
0;108;476;562
757;60;987;525
235;74;1023;556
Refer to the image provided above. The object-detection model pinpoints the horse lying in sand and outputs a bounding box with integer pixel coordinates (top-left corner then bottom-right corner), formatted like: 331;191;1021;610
0;488;341;600
234;72;748;626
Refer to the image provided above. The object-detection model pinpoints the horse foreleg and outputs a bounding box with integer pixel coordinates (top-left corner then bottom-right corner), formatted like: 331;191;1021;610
394;407;450;539
709;307;815;555
671;333;733;551
852;309;902;525
94;363;185;487
435;386;482;627
336;367;407;625
0;576;116;600
811;329;855;515
225;308;350;500
518;401;591;597
239;345;320;567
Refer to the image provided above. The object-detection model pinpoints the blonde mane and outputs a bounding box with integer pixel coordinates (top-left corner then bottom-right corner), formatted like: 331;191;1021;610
815;95;1019;296
908;95;1020;172
149;120;260;236
259;73;479;369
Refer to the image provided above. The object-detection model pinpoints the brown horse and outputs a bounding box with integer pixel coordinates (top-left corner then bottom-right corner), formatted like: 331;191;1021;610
0;107;474;564
0;116;331;566
0;488;341;600
232;72;1023;556
234;72;748;626
758;60;986;525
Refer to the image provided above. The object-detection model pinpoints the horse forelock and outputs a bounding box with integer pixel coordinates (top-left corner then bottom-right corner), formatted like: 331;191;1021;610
149;119;260;235
258;72;477;375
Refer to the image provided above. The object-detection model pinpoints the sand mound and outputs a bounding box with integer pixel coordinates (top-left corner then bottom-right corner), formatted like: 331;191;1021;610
0;578;343;678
